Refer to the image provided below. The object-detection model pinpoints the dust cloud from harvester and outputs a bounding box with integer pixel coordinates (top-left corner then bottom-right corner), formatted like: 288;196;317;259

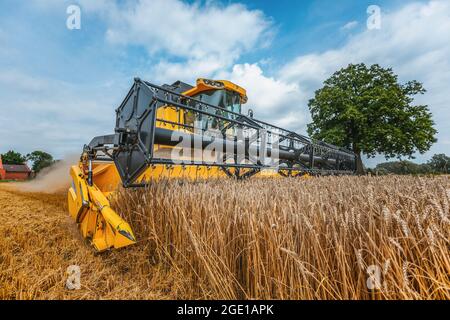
16;154;79;193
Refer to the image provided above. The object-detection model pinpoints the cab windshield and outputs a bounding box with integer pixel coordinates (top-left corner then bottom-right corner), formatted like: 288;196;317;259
185;90;242;131
194;90;241;114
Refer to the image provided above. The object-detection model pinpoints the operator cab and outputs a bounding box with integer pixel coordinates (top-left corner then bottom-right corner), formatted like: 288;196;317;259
192;89;242;114
183;79;247;132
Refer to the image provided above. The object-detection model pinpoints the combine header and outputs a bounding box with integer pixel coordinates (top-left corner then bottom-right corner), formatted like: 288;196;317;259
68;78;357;251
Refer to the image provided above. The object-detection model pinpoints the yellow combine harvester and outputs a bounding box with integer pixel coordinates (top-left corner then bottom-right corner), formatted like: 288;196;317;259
68;78;357;251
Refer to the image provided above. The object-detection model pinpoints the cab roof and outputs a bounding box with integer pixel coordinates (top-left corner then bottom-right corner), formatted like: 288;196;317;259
183;78;248;104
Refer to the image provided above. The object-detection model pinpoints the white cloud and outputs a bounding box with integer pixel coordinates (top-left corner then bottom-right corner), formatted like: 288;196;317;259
220;64;306;130
30;0;113;13
3;0;450;165
83;0;272;81
105;0;271;59
0;70;123;157
341;20;358;31
281;1;450;87
150;57;228;84
0;70;49;92
274;0;450;161
113;0;450;167
1;0;273;159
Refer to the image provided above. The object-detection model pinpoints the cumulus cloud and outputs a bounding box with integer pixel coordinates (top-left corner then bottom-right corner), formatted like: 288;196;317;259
0;70;121;157
220;1;449;165
280;1;450;95
1;0;273;159
341;20;358;31
104;0;271;58
151;57;228;84
219;64;306;130
3;0;449;166
273;1;450;162
81;0;273;81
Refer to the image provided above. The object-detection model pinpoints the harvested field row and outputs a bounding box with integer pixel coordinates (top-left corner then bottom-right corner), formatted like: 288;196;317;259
0;186;168;300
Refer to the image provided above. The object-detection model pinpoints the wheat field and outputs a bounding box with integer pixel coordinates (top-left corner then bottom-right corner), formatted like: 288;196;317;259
1;175;449;299
114;175;450;300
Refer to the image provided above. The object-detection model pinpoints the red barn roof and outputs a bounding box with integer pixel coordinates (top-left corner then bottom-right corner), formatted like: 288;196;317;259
2;164;31;173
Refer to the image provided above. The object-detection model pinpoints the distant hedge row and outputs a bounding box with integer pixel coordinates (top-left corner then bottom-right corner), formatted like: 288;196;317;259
367;154;449;175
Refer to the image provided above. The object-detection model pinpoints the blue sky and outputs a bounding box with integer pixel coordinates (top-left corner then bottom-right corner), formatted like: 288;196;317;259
0;0;448;167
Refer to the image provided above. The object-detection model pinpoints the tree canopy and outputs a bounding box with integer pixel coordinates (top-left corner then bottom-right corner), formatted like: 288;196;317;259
372;160;430;175
307;63;437;173
368;153;448;175
1;150;55;173
27;151;55;173
26;151;54;173
427;154;449;174
1;150;27;164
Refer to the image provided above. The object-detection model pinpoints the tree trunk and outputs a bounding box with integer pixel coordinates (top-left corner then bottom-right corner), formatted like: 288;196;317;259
354;150;365;175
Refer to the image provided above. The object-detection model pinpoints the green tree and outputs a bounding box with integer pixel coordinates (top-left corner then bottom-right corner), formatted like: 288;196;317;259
375;160;429;175
1;150;27;164
427;154;449;174
307;63;437;174
26;151;54;173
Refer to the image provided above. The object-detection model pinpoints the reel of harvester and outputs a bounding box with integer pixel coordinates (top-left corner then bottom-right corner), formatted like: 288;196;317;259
68;77;357;251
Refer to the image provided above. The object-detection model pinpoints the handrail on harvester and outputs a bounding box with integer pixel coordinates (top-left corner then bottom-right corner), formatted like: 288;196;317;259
86;78;357;187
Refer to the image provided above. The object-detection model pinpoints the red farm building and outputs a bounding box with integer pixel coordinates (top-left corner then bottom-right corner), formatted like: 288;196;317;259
0;155;32;181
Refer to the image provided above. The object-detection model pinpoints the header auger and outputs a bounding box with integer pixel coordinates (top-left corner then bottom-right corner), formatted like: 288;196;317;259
68;77;357;251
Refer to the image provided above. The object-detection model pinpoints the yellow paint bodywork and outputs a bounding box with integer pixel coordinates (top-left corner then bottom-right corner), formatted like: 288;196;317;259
68;78;307;252
69;161;306;252
155;78;247;131
68;165;136;251
184;78;248;103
